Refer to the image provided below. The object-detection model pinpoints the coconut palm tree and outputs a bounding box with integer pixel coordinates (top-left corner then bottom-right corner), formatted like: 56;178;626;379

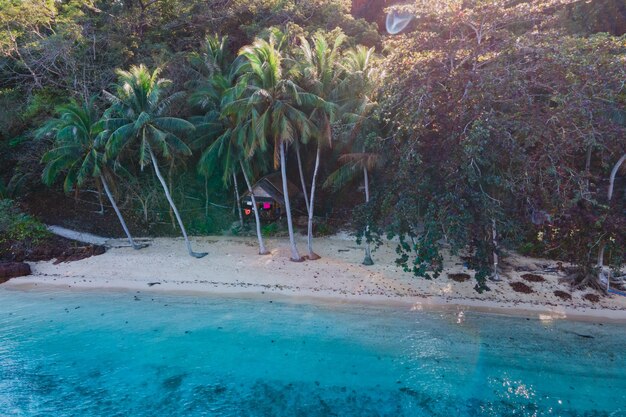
324;44;380;265
39;99;147;250
104;64;207;258
237;35;317;262
188;34;247;229
197;119;271;255
190;35;270;255
597;153;626;291
324;147;381;265
296;32;343;260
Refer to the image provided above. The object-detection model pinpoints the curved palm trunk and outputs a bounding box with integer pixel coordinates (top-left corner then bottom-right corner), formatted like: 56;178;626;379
306;144;321;260
233;172;244;228
100;175;146;250
149;148;207;258
95;180;105;215
295;143;310;214
598;153;625;291
490;218;501;281
240;160;269;255
608;153;626;201
362;166;374;266
204;176;209;218
280;142;302;262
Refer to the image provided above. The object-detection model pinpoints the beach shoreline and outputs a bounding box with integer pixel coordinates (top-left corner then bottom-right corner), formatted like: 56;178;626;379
3;235;626;323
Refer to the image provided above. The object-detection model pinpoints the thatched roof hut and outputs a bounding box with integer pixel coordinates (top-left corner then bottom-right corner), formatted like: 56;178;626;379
241;172;301;220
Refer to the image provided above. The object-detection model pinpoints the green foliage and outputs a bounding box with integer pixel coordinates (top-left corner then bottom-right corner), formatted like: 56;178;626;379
104;65;194;167
314;220;335;237
22;88;66;124
0;88;26;137
0;199;50;244
374;0;626;288
39;98;108;193
261;222;280;237
0;0;624;291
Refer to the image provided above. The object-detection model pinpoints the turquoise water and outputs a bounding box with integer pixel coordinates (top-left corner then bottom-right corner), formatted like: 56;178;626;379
0;289;625;416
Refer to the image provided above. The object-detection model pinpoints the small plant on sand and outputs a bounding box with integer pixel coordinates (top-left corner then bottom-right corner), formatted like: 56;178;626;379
448;273;471;283
315;220;336;237
583;293;600;303
261;222;280;237
521;274;545;283
554;290;572;301
510;282;534;294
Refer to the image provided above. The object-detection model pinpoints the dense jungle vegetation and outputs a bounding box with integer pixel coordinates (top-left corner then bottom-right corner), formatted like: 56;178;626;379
1;0;625;292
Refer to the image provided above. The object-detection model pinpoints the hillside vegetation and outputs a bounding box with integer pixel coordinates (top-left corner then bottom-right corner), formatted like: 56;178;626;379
0;0;624;292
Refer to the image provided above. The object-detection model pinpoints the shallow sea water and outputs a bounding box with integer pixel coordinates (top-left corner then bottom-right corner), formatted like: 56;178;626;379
0;289;625;417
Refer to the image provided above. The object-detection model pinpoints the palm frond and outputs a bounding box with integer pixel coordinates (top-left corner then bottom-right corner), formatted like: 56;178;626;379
323;161;359;191
152;117;195;134
106;123;135;158
165;133;193;156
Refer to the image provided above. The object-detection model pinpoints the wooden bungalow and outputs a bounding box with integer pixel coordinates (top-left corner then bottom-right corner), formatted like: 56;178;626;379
241;172;301;221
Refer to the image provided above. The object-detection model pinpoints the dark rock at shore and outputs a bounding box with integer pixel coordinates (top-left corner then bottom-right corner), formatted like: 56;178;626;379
52;244;106;264
0;262;31;283
1;235;106;264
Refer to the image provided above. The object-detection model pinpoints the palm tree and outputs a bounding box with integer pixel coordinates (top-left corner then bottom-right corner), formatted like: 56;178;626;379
324;148;381;265
39;99;147;250
190;35;270;255
324;45;380;265
104;64;207;258
296;33;343;260
598;153;626;291
196;121;271;255
189;34;246;230
237;35;316;262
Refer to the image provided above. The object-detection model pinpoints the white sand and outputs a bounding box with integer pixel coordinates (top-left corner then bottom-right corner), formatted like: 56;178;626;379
4;234;626;322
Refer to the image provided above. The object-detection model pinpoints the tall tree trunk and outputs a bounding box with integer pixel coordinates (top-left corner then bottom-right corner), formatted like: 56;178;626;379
608;153;626;201
101;175;146;250
233;172;244;228
280;142;302;262
491;218;501;281
168;159;177;229
149;148;207;258
295;143;310;214
598;153;625;291
95;179;105;215
240;160;269;255
306;144;321;260
204;175;209;219
584;145;593;197
362;166;374;265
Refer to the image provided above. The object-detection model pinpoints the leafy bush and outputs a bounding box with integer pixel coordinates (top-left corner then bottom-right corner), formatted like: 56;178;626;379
315;220;336;237
0;199;50;244
261;222;280;237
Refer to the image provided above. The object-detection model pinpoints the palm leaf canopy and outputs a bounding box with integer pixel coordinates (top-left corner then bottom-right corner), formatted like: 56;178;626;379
323;152;382;192
190;48;251;184
337;45;378;110
238;35;319;168
103;64;195;169
187;34;249;112
39;98;109;193
298;32;345;101
188;34;231;80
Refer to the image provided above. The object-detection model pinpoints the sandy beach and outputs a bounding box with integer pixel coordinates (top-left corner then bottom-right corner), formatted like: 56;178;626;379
4;234;626;322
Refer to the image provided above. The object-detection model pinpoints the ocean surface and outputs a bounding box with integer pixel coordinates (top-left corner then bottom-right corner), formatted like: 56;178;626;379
0;289;625;417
